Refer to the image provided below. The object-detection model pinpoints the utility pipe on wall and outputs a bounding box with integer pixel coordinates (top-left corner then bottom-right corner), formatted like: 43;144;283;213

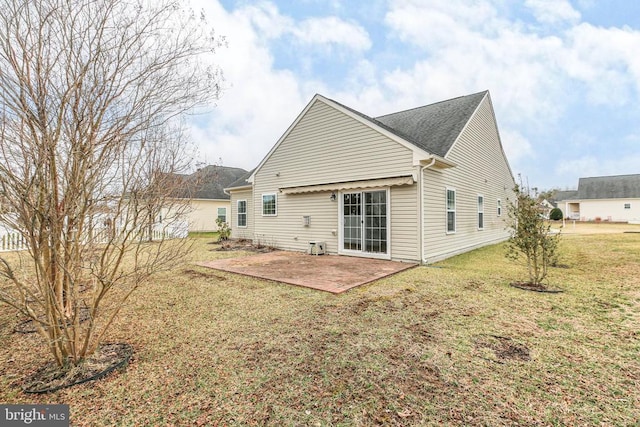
419;157;436;264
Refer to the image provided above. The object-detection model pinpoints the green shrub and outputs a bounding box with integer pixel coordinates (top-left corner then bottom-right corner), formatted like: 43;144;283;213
506;185;560;286
549;207;563;221
216;218;231;241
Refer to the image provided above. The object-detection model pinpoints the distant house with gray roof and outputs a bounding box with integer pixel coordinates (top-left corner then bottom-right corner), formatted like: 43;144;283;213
173;165;247;232
554;174;640;222
225;91;515;263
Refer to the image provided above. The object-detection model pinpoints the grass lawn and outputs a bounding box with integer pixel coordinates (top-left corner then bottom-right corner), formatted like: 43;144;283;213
1;231;639;425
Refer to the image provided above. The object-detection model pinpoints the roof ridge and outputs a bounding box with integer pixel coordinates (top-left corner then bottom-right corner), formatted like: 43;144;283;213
580;173;640;180
374;90;488;119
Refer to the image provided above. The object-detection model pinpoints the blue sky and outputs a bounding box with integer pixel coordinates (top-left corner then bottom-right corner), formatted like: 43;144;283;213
189;0;640;190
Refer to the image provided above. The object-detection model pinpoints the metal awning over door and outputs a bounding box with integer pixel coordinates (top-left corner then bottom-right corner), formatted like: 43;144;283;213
279;175;414;195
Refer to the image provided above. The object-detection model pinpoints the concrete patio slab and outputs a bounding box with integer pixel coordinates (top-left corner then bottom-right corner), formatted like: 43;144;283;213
197;251;417;294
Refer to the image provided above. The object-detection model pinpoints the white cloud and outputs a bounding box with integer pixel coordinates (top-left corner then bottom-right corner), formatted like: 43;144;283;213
385;0;501;49
556;154;640;179
561;23;640;105
185;0;313;169
292;16;371;51
382;1;568;125
525;0;581;25
499;128;534;166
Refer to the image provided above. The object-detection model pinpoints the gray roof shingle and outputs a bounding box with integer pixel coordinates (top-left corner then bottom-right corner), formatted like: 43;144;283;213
374;91;488;157
225;168;254;190
174;165;248;199
552;190;579;201
328;91;488;158
577;174;640;200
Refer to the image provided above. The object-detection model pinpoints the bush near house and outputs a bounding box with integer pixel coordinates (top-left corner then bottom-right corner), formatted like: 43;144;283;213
549;207;563;221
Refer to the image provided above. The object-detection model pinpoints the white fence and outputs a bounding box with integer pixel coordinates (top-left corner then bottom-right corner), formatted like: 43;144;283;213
0;230;28;252
0;222;188;253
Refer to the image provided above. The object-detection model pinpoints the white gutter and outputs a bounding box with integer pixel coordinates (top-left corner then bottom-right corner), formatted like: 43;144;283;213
419;157;437;264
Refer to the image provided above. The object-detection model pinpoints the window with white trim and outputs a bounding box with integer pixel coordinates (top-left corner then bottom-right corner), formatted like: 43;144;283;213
217;207;226;223
262;193;277;216
497;199;502;216
446;188;456;233
237;200;247;227
624;203;631;209
478;195;484;230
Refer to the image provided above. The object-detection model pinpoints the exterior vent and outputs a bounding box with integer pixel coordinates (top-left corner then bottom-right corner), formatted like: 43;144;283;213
308;241;326;255
303;215;311;227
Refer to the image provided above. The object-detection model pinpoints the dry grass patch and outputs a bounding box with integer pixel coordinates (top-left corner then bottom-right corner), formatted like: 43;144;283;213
1;233;640;425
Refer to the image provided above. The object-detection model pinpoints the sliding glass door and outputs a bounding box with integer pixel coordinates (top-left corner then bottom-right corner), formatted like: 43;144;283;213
341;190;388;257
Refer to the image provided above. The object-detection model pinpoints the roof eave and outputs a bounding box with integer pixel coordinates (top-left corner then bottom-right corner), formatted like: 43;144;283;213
414;153;457;169
225;184;253;193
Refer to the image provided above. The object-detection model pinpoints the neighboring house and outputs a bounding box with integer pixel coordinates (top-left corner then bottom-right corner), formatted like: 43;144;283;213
173;165;247;232
226;91;515;264
554;174;640;222
538;199;554;219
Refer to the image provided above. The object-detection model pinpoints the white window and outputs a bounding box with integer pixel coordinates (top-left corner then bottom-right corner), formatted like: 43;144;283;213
478;195;484;230
497;199;502;216
446;188;456;233
237;200;247;227
217;207;227;223
624;203;631;209
262;193;277;216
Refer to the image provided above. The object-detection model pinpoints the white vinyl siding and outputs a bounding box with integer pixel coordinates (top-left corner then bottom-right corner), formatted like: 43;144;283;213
181;199;231;232
252;99;415;258
574;198;639;222
237;200;247;227
389;184;419;262
229;189;254;239
422;95;515;263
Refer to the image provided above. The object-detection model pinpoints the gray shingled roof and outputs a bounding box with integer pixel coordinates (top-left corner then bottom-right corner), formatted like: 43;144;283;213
577;174;640;200
174;165;248;199
375;91;488;157
225;168;254;190
552;190;579;201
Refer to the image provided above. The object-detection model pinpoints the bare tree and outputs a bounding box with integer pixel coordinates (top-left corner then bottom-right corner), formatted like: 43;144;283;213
0;0;222;367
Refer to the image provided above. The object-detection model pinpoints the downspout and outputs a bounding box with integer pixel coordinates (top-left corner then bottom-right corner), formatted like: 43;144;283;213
419;157;437;264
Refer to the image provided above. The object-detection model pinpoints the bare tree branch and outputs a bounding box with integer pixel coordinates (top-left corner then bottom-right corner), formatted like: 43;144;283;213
0;0;222;367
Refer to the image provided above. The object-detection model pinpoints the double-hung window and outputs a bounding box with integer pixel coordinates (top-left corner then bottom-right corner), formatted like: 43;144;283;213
237;200;247;227
446;188;456;233
497;199;502;216
262;193;277;216
217;207;227;223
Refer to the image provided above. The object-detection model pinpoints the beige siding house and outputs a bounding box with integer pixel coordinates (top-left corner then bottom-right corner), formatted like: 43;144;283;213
226;91;515;263
554;174;640;222
173;165;247;232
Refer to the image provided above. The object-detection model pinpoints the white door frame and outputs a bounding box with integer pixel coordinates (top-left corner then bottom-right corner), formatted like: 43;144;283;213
338;187;391;260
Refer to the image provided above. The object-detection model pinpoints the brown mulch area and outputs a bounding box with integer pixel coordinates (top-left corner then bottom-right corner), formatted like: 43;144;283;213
510;282;564;293
213;239;278;253
474;334;531;364
21;343;133;394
